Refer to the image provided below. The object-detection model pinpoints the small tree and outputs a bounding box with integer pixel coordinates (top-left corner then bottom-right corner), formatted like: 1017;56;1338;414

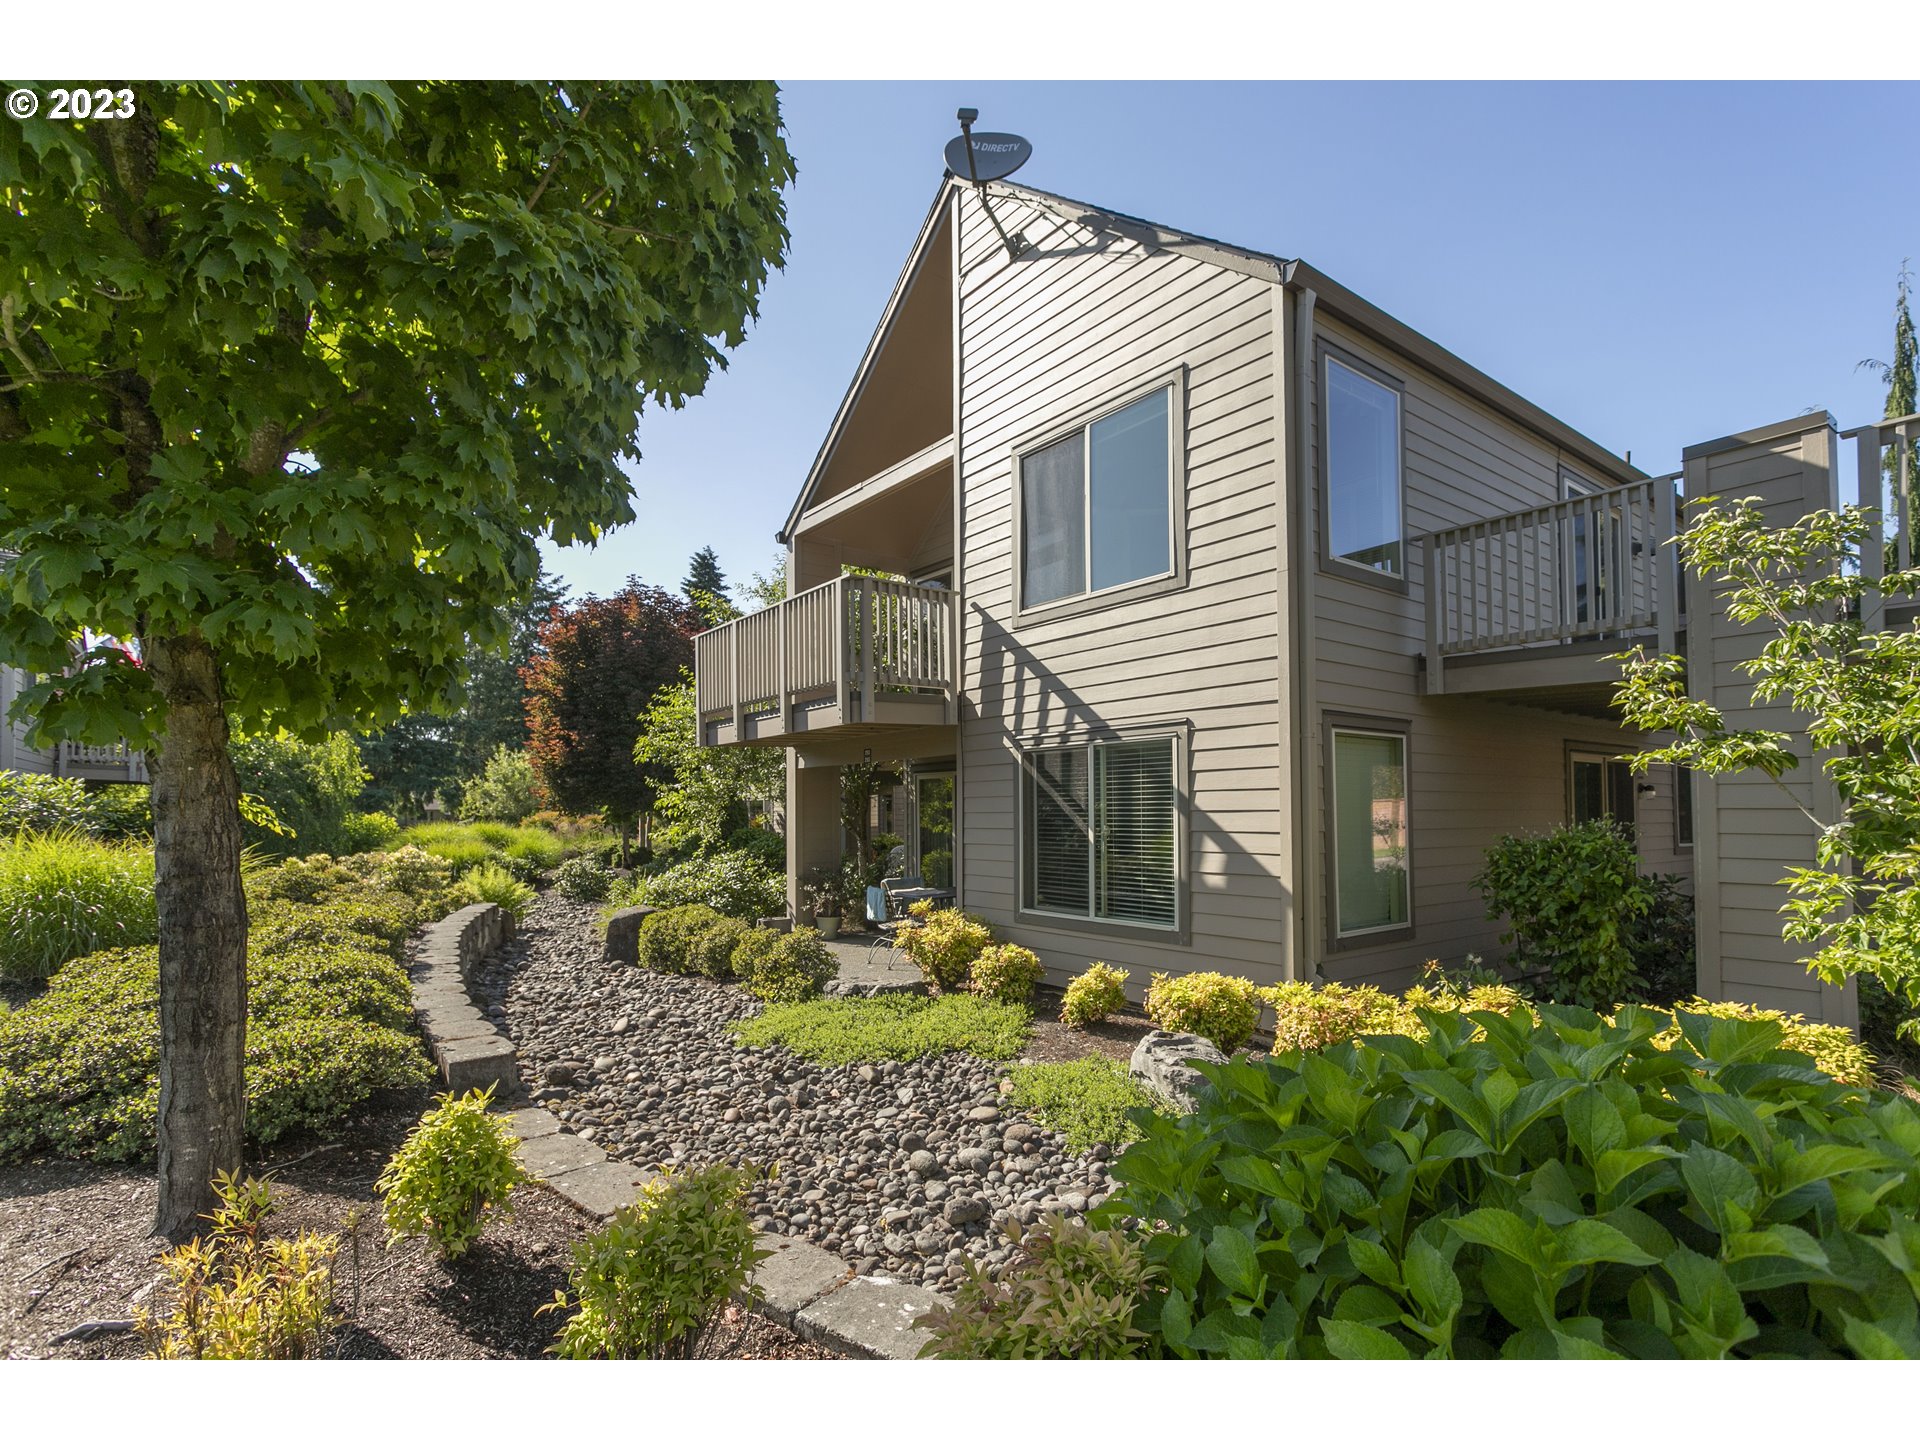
1614;500;1920;1036
1858;260;1918;518
0;82;793;1234
632;676;783;854
457;745;545;823
522;580;696;862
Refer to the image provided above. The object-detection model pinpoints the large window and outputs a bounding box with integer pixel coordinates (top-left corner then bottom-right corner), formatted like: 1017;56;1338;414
1019;385;1175;609
1022;734;1179;930
1322;353;1404;578
1331;727;1410;938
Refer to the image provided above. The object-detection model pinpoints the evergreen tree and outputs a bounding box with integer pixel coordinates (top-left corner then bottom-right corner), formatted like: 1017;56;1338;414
1860;261;1918;537
683;546;730;607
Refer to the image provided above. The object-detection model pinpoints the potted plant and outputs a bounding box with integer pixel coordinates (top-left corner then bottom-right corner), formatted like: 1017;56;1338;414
801;867;842;938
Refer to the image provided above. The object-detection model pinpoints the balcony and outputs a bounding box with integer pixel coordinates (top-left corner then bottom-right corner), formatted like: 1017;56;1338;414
57;739;149;784
694;575;960;748
1418;475;1680;714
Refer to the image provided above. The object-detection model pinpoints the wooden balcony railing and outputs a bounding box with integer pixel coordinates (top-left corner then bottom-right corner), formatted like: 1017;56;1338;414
1420;475;1678;693
693;575;959;747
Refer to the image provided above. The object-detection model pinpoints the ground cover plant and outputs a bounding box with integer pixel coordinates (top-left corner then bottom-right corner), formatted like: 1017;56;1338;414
917;1213;1160;1359
1144;971;1261;1052
0;829;158;979
0;867;439;1161
544;1164;766;1359
1061;962;1130;1028
731;993;1032;1066
377;1089;527;1260
1005;1057;1165;1154
1095;1002;1920;1358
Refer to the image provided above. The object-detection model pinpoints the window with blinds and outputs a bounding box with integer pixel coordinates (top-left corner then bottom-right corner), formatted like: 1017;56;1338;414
1022;735;1178;929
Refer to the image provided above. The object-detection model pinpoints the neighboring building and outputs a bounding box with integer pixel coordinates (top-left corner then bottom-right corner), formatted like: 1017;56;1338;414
694;174;1919;1029
0;661;149;784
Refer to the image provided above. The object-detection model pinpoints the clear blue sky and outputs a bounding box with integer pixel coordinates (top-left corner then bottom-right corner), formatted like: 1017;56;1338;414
541;80;1920;603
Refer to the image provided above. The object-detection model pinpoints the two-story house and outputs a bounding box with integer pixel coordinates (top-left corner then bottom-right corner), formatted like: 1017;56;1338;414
695;174;1913;1030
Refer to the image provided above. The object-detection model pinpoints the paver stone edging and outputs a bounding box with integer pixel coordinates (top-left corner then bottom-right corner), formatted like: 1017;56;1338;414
405;898;949;1357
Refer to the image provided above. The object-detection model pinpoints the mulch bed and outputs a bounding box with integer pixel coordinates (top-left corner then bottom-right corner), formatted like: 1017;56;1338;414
0;1087;834;1361
1019;1000;1158;1067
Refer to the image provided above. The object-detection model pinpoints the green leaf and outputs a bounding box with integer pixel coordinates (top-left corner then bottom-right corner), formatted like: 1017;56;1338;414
1556;1218;1659;1269
1205;1225;1262;1299
1320;1318;1412;1360
1773;1144;1889;1193
1403;1234;1463;1321
1449;1208;1546;1270
1680;1143;1761;1236
1563;1086;1627;1160
1347;1234;1400;1289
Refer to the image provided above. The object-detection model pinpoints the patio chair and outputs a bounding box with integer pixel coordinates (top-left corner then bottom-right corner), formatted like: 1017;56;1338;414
866;873;925;966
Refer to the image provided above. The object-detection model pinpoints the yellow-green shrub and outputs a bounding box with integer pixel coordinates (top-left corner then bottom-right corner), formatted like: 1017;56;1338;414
376;1088;527;1260
739;927;837;1005
1144;972;1261;1053
1264;981;1421;1055
137;1172;336;1360
896;904;993;992
635;904;730;974
1060;963;1130;1028
971;943;1042;1008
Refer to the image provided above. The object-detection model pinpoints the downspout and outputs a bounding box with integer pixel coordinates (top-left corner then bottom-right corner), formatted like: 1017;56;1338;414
1286;275;1319;982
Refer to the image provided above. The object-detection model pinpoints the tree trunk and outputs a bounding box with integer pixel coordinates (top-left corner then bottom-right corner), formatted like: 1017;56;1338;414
145;631;248;1240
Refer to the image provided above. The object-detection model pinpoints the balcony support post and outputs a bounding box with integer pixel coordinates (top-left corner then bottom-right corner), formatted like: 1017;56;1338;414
1655;475;1678;656
859;575;876;725
1422;535;1444;695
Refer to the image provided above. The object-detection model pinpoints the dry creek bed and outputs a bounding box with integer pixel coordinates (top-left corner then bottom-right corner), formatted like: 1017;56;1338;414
472;893;1127;1293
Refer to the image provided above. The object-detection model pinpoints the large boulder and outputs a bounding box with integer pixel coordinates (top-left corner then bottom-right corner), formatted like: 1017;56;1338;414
602;905;655;968
1129;1029;1229;1113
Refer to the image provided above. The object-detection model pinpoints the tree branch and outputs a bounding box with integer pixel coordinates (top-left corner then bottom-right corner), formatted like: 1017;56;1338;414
526;92;595;213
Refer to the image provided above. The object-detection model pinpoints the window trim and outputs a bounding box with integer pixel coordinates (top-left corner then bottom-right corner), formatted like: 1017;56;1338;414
1565;743;1639;838
1014;722;1190;944
1325;715;1415;951
1010;366;1189;628
1316;344;1409;595
1674;763;1695;850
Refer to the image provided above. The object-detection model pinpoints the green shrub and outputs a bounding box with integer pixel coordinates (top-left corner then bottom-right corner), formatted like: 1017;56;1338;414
1860;973;1920;1078
338;810;401;855
1144;971;1260;1053
231;731;368;858
0;829;157;979
896;905;993;992
971;942;1042;1008
340;844;455;904
729;926;779;982
376;1088;527;1260
731;993;1031;1066
1098;1003;1920;1358
458;745;545;824
634;849;784;920
1626;874;1695;1004
1006;1057;1164;1155
1263;980;1419;1055
687;914;752;980
544;1165;767;1359
393;821;563;876
0;772;150;839
553;855;615;903
247;853;359;907
448;862;535;921
916;1214;1159;1358
740;927;837;1005
136;1172;336;1360
635;904;730;975
252;888;430;958
1474;821;1652;1007
0;909;433;1162
1060;963;1129;1028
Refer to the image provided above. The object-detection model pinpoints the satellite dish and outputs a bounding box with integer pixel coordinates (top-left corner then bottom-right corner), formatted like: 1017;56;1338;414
944;131;1032;184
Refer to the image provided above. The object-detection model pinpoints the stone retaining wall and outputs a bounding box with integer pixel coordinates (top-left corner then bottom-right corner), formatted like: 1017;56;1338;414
409;903;520;1095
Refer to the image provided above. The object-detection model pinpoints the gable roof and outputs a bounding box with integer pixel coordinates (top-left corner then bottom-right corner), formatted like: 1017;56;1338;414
778;173;1645;541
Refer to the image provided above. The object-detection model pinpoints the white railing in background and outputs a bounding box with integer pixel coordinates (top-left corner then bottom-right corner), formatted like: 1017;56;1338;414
56;739;148;782
1420;476;1677;691
693;575;958;743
